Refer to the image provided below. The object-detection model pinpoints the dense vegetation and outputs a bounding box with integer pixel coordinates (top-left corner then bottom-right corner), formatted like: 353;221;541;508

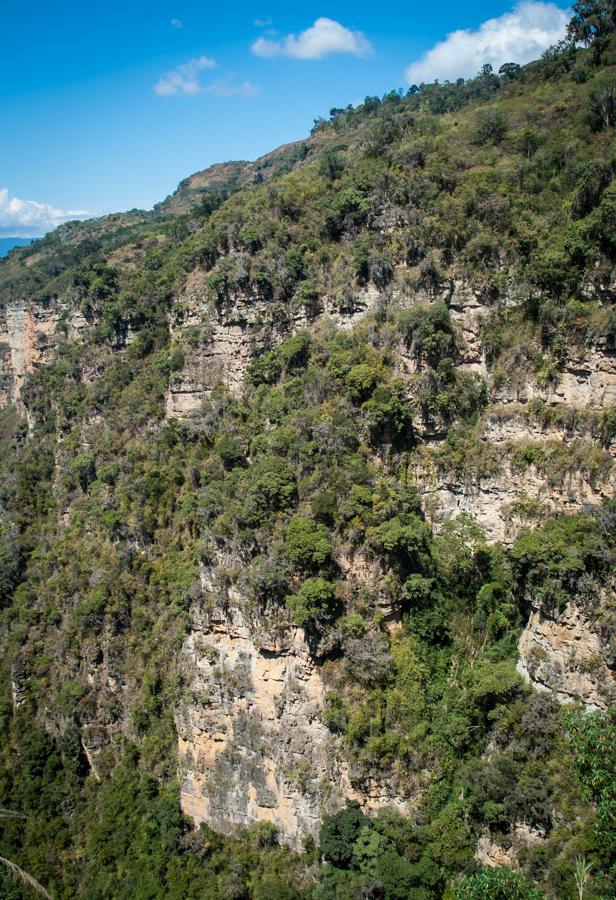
1;5;615;898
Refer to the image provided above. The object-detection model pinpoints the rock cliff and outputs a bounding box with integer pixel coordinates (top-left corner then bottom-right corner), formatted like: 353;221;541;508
176;557;413;848
0;297;61;407
517;590;616;711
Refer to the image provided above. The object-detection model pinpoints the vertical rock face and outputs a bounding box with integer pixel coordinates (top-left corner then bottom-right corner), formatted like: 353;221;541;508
516;595;616;711
3;269;614;844
0;298;62;407
0;297;90;409
165;274;381;416
175;599;411;847
418;458;614;545
475;824;547;870
176;604;345;846
166;280;616;844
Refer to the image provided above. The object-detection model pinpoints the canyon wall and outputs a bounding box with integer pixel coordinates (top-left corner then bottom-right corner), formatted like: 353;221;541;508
2;276;614;846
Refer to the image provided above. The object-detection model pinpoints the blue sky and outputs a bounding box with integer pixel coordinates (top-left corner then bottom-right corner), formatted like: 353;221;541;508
1;0;570;234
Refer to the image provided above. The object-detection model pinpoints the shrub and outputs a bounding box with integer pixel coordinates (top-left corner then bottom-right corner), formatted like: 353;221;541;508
69;452;96;491
398;303;454;367
345;363;381;401
242;457;296;524
286;577;337;628
369;514;432;569
511;511;610;609
455;867;546;899
247;350;282;386
361;385;416;449
215;434;245;469
473;109;508;144
0;517;20;608
283;515;332;571
279;331;311;371
567;708;616;858
311;490;338;525
324;189;372;239
345;634;393;685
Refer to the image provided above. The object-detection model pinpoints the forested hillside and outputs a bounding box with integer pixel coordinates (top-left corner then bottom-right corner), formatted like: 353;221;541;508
0;4;615;898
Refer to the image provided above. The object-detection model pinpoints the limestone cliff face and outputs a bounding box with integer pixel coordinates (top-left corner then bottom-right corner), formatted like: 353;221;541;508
516;591;616;711
0;296;91;408
176;603;347;847
494;344;616;409
475;823;547;871
417;409;615;545
165;270;380;416
147;270;616;797
418;458;612;545
0;298;62;407
164;272;615;558
175;561;412;849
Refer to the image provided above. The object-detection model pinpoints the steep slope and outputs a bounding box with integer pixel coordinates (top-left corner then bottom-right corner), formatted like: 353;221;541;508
0;23;615;900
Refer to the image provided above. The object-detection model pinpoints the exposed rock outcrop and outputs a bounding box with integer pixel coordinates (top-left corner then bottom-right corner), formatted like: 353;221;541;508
475;824;547;870
517;595;616;711
417;457;613;545
175;565;413;847
0;296;92;409
165;274;380;416
0;298;62;407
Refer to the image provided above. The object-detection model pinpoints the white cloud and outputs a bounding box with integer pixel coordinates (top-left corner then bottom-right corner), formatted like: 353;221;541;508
154;56;258;98
254;17;273;28
170;18;182;29
251;16;373;60
405;2;569;85
0;188;89;237
154;55;217;96
204;80;260;98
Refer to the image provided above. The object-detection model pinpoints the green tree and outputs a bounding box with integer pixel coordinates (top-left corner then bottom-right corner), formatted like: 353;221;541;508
286;577;337;628
320;802;369;868
242;457;296;524
499;62;521;80
283;516;332;571
0;517;20;607
567;0;616;49
473;109;508;145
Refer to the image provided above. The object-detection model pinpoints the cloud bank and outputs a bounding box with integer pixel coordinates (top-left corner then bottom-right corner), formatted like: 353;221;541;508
405;1;569;85
0;188;89;237
252;17;373;60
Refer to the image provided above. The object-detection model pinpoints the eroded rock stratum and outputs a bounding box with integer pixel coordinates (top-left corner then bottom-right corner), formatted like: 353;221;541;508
176;588;410;848
517;592;616;711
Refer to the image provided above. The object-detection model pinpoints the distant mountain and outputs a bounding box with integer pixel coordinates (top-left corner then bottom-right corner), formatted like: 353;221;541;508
0;236;35;257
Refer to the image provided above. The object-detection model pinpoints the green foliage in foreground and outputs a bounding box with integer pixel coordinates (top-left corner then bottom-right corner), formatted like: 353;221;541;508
455;867;546;899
